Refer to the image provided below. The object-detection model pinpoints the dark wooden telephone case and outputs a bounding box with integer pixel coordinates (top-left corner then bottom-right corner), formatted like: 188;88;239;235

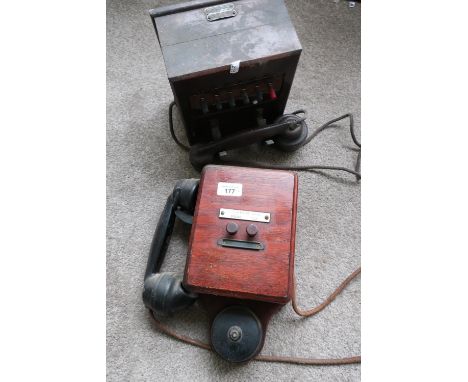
183;165;298;359
149;0;302;145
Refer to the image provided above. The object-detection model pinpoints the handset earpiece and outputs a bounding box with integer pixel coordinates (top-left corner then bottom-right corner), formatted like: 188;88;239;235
143;179;199;315
272;113;308;152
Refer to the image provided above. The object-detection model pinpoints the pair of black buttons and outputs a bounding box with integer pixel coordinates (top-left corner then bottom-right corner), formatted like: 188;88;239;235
226;222;258;237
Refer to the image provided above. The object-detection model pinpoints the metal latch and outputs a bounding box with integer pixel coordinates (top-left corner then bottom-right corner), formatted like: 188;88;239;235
204;3;237;22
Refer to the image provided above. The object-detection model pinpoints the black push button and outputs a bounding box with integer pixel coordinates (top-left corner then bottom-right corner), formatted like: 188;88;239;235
226;222;239;235
246;224;258;237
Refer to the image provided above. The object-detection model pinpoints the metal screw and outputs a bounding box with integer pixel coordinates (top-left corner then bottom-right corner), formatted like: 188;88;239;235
348;1;355;8
264;215;269;220
228;326;242;342
220;210;224;215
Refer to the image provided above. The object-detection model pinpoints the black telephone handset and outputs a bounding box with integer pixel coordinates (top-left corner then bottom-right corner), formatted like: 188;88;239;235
143;179;199;315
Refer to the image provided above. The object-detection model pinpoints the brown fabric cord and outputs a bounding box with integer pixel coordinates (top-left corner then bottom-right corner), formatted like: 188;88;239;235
292;267;361;318
149;267;361;366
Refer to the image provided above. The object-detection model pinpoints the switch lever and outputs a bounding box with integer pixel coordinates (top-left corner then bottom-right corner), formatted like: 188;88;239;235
268;83;277;100
228;92;236;108
241;89;250;105
255;86;263;102
215;95;222;111
201;98;209;114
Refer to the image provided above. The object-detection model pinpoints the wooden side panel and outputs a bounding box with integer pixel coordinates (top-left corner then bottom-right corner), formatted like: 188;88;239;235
184;165;297;304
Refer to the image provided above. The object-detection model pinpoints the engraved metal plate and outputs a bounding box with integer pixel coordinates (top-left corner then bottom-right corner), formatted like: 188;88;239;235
219;208;270;223
204;3;237;22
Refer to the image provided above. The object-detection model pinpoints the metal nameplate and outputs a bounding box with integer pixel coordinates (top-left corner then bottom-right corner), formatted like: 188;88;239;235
204;3;237;22
219;208;270;223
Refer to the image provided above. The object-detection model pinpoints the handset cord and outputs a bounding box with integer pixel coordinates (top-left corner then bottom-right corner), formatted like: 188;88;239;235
168;101;361;180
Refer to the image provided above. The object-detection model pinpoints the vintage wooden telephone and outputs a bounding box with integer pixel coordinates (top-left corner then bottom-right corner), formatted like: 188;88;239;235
149;0;313;170
143;165;361;365
149;0;361;179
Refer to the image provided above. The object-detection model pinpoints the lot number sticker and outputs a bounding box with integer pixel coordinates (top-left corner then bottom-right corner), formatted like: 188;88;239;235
217;182;242;196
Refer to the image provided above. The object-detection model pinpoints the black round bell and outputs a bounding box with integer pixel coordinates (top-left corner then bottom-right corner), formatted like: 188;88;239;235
211;306;263;363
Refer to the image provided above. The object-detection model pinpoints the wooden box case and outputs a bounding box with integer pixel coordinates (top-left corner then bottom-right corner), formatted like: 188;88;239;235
184;165;298;304
149;0;302;145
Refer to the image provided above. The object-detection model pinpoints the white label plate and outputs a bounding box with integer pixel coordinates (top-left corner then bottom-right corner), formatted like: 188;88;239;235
219;208;270;223
217;182;242;196
230;60;240;74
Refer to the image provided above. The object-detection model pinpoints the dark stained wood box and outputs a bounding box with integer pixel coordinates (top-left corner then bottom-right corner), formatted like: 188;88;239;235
183;165;298;304
149;0;302;145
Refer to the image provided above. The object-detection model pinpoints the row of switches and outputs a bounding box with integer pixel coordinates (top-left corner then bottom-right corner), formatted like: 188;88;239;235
200;84;277;114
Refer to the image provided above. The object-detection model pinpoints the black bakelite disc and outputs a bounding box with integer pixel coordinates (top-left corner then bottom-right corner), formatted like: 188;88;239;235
274;114;308;152
211;306;263;363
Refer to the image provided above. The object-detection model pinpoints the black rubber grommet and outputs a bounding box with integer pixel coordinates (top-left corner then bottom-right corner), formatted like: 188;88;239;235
211;306;263;363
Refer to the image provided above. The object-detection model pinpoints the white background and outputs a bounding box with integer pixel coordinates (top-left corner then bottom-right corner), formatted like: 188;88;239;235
1;0;467;380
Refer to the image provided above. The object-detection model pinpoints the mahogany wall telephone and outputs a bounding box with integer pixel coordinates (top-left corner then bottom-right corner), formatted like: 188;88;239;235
143;165;360;365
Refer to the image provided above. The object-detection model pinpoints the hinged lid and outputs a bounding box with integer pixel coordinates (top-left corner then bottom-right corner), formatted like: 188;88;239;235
149;0;301;80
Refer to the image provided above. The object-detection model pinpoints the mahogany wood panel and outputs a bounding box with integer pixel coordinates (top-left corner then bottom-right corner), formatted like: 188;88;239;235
183;165;298;304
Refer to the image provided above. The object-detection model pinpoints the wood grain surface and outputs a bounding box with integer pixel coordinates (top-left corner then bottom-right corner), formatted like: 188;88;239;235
184;165;297;303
